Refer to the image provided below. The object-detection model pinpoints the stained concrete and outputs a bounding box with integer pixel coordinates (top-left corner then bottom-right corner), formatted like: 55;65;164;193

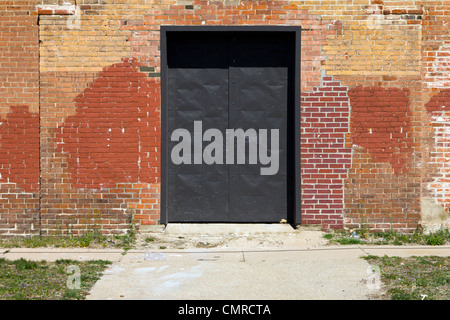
1;225;449;300
163;223;295;235
86;247;376;300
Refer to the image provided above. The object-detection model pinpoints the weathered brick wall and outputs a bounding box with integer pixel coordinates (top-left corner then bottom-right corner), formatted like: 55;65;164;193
1;0;449;236
0;1;40;236
301;77;351;230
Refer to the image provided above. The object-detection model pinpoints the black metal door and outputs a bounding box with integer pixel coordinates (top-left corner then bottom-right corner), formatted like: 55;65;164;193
167;31;290;222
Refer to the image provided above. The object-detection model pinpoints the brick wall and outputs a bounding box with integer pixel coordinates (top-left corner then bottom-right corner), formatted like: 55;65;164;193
0;1;40;236
301;77;351;230
1;0;449;236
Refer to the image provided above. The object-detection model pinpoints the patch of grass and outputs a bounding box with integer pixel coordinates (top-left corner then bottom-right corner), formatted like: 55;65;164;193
372;229;428;246
13;258;39;271
322;233;333;240
424;229;450;246
0;234;104;248
335;237;365;245
0;211;137;250
0;230;136;249
0;258;111;300
62;289;84;300
113;225;136;248
322;230;364;245
364;255;449;300
323;227;450;246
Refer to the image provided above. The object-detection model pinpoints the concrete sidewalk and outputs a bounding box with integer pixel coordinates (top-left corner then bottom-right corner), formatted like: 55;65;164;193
86;245;450;300
1;225;449;300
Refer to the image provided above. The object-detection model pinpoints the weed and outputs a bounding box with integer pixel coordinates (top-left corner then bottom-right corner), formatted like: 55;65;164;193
322;233;333;240
0;210;137;249
62;289;83;300
322;230;364;245
323;227;450;246
424;228;450;246
335;237;364;245
13;258;39;271
389;288;422;300
0;258;111;300
364;255;449;300
12;292;27;300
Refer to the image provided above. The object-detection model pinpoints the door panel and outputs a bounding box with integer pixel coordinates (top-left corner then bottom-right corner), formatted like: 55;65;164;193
167;31;290;222
228;67;287;222
168;69;230;222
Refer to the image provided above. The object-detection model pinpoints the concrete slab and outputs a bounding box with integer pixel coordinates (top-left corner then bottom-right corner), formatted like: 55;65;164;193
1;229;449;300
163;223;295;235
86;247;376;300
85;243;450;300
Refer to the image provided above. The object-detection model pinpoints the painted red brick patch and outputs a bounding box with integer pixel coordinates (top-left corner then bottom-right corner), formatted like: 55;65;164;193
56;58;161;189
0;106;39;192
348;86;413;175
425;89;450;115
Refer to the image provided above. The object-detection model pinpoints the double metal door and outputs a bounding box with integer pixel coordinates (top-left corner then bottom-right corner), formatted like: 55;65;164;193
167;31;290;222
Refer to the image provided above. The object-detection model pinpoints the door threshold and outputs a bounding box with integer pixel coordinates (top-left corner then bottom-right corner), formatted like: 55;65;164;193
161;223;295;235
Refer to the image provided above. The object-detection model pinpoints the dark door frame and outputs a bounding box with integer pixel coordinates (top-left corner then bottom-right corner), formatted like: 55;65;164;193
160;25;301;226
